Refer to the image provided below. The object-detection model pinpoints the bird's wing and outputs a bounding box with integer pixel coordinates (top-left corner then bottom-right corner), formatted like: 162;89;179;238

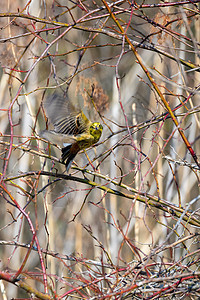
40;130;76;148
44;93;91;135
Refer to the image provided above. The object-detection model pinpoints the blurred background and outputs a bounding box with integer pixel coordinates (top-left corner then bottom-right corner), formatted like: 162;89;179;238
0;0;200;298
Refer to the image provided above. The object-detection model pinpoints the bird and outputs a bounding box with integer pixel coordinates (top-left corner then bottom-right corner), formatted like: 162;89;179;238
40;93;103;172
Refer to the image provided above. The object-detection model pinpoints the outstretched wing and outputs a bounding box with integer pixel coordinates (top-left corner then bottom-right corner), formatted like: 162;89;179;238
44;93;91;135
40;130;76;148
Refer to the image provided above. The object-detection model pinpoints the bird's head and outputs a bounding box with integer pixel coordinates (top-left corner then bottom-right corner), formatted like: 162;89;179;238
89;122;103;142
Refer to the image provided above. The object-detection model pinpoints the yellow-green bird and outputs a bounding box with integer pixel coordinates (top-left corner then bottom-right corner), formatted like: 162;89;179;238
41;93;103;172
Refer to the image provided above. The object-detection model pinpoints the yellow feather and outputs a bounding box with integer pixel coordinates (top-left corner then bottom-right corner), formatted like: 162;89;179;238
41;94;103;172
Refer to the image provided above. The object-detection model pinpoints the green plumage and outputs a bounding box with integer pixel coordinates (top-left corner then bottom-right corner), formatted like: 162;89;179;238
41;94;103;171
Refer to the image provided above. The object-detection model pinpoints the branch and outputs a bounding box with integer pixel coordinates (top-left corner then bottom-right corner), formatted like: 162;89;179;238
4;170;200;227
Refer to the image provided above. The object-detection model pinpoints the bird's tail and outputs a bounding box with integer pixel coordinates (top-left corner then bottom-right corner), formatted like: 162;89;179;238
62;144;77;172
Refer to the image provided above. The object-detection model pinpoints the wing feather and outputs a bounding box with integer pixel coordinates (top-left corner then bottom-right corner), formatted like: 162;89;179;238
40;130;76;147
44;93;91;135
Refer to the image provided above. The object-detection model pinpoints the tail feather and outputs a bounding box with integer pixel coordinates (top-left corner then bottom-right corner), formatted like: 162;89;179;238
61;144;72;162
62;145;77;172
